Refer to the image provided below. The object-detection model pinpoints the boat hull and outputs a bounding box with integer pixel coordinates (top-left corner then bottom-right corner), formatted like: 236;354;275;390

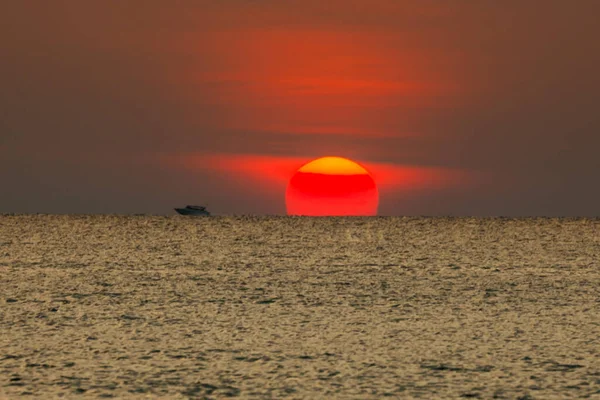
174;208;211;216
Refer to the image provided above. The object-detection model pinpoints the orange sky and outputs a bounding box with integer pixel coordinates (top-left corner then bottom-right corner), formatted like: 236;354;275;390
1;1;599;215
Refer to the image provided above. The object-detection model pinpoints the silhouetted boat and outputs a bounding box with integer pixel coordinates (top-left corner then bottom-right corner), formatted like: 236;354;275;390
174;205;211;216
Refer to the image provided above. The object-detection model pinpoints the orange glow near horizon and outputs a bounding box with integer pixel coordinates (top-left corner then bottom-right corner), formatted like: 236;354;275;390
166;153;473;213
286;157;378;216
169;153;470;189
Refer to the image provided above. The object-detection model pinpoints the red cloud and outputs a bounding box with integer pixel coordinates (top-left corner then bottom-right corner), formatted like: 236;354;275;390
165;153;473;193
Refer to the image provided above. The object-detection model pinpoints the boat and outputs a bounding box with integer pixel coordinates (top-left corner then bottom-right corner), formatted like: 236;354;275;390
174;205;211;216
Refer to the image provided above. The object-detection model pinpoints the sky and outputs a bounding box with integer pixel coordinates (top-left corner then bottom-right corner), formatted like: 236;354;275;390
1;1;599;216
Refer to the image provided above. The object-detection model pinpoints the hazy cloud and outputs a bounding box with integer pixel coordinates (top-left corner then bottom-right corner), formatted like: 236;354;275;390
1;1;599;215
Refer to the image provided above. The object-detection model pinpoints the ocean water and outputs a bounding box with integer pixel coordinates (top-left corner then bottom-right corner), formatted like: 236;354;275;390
1;215;599;398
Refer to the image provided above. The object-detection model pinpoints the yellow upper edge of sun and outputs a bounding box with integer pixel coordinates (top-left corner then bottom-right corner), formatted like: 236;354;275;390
298;156;369;176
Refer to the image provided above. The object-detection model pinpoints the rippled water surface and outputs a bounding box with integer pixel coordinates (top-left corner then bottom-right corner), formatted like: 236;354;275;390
1;215;599;398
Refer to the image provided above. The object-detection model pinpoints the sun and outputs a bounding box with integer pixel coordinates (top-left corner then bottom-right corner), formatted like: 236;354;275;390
286;156;379;216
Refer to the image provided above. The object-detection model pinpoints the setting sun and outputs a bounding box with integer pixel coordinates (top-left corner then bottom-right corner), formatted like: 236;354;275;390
286;157;379;216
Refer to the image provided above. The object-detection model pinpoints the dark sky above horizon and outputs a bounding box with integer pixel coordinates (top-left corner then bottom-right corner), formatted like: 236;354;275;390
2;1;599;216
